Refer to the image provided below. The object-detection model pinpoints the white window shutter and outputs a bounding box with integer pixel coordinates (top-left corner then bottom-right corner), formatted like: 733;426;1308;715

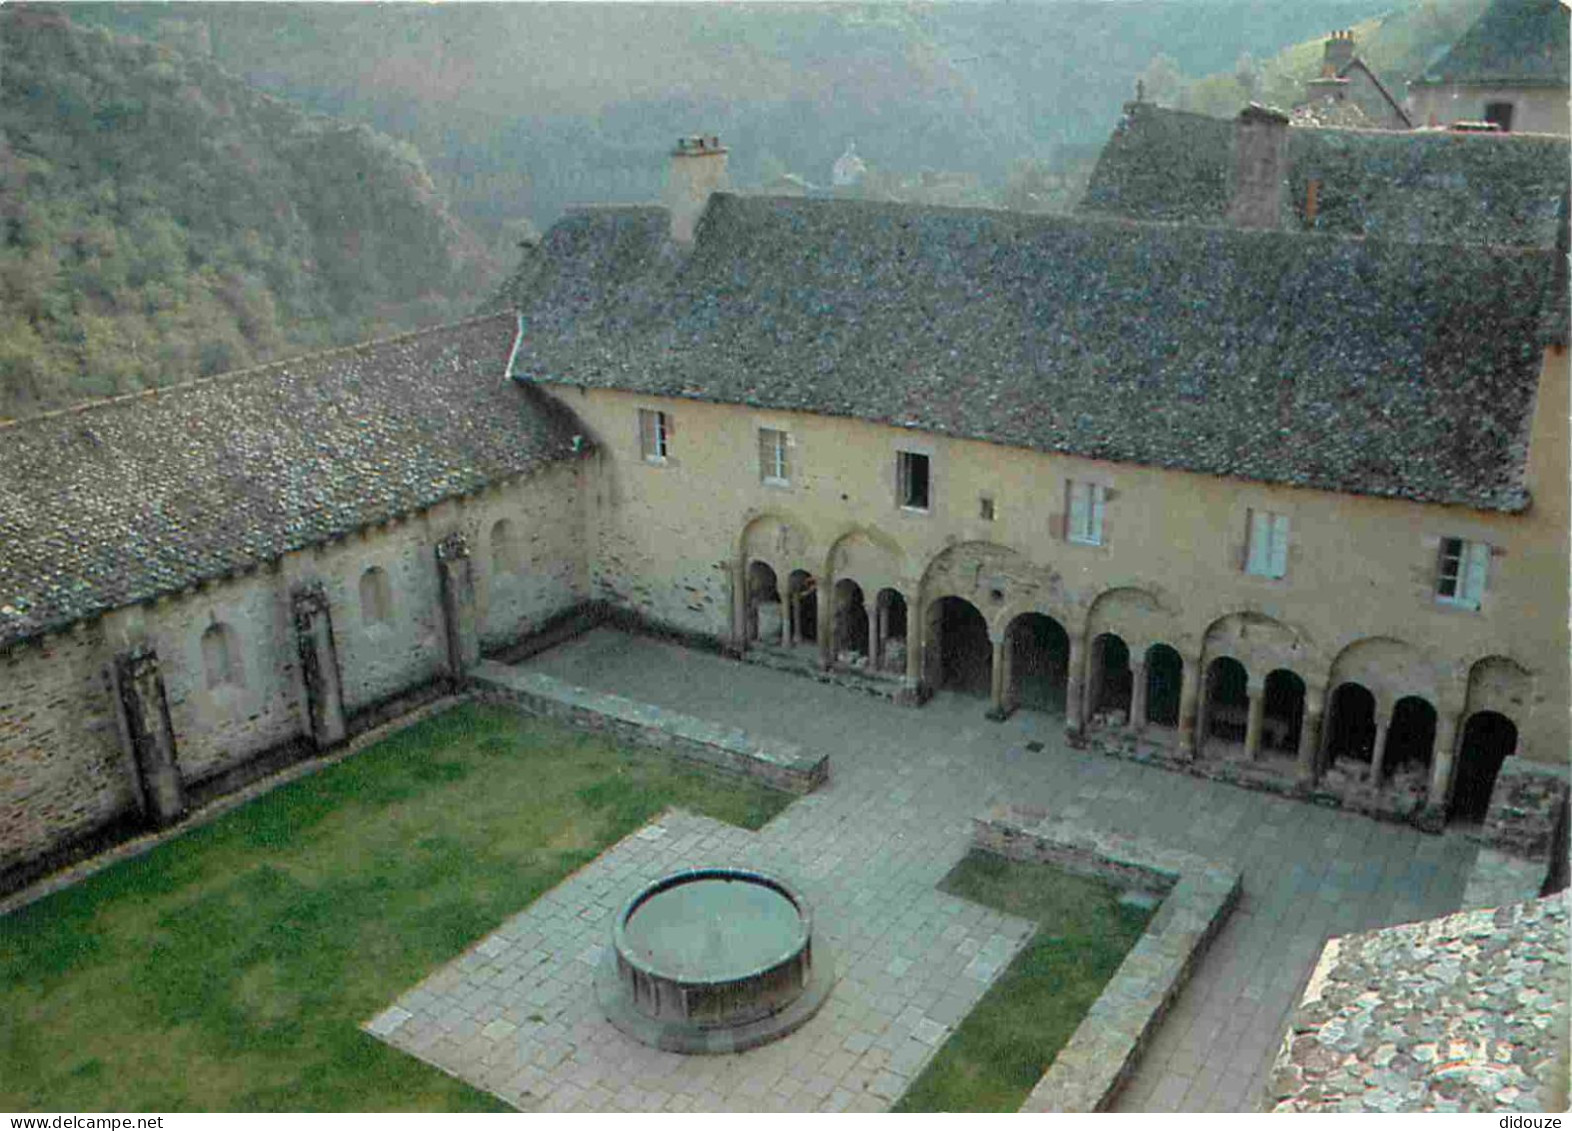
1069;483;1088;542
1091;485;1106;544
1247;510;1268;574
1462;541;1489;607
1269;514;1289;578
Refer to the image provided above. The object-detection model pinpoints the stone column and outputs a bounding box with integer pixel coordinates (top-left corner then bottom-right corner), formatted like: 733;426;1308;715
868;605;880;669
1298;689;1324;784
987;634;1009;721
905;593;923;696
292;582;346;750
1177;656;1201;760
817;578;833;670
1244;680;1265;761
111;647;185;828
1426;710;1463;815
436;532;480;681
779;584;792;648
1128;661;1148;734
1369;706;1392;782
1065;634;1085;736
731;558;748;653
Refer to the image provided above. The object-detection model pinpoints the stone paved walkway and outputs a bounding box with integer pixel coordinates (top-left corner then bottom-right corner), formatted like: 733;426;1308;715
367;629;1481;1112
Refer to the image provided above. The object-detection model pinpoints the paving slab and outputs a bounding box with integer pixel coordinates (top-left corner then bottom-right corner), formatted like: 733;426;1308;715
367;629;1479;1112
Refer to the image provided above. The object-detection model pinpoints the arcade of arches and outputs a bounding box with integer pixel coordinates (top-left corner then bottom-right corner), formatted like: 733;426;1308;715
737;539;1535;828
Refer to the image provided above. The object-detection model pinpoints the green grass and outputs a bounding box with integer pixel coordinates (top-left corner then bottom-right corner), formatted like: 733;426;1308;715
895;850;1156;1113
0;704;790;1111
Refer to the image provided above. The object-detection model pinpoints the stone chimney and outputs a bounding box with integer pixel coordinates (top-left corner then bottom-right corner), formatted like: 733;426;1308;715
664;135;729;246
1322;29;1355;77
1227;104;1291;230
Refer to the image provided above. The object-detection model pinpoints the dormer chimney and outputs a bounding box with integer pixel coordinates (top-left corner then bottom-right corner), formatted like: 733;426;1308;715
1322;29;1355;76
664;135;729;246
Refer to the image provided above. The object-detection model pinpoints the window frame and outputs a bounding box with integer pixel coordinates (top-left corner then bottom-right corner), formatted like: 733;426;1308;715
1066;481;1106;546
1436;536;1489;609
897;451;931;512
638;409;670;463
759;427;790;486
359;565;393;628
1244;509;1289;579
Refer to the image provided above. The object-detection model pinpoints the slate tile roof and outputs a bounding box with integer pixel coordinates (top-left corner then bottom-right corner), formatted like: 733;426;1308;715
1082;102;1571;247
506;193;1560;516
1412;0;1570;88
0;314;582;649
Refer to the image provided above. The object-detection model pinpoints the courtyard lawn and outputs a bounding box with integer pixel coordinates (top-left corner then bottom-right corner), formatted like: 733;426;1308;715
0;704;790;1112
895;850;1155;1113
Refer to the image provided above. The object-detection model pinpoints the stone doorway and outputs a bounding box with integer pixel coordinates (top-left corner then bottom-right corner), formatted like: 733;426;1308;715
927;596;992;697
1007;613;1069;714
1450;710;1517;824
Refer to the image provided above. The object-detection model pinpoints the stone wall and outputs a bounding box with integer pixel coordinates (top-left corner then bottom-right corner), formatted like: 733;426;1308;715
971;805;1242;1113
471;662;827;795
0;462;586;893
563;378;1570;789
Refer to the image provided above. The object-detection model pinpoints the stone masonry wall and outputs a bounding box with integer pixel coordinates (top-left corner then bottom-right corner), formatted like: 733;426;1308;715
0;623;134;879
0;463;586;889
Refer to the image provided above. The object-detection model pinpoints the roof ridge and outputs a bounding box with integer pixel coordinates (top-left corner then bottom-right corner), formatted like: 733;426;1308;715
0;312;511;432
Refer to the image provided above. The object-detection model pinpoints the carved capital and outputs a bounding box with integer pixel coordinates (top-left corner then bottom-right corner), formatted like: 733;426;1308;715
436;531;471;562
290;580;330;630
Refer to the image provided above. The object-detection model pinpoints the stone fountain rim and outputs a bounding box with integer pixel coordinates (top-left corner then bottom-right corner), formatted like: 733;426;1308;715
612;865;812;987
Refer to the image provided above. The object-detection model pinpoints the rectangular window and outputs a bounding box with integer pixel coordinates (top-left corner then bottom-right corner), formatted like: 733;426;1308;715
759;428;790;485
1067;481;1106;546
1245;510;1289;578
898;452;930;511
638;409;669;462
979;495;995;521
1437;537;1489;609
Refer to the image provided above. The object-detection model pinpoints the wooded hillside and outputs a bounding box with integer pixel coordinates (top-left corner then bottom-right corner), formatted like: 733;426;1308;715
0;9;495;418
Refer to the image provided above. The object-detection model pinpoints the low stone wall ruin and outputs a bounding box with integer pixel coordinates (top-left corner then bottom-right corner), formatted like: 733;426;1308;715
471;661;828;795
971;804;1242;1113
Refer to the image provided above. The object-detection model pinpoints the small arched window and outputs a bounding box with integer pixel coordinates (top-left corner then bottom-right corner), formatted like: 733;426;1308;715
491;518;521;577
201;622;242;689
359;566;393;627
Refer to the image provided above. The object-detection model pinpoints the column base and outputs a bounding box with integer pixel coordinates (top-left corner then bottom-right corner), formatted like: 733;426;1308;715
1412;803;1447;834
985;704;1016;723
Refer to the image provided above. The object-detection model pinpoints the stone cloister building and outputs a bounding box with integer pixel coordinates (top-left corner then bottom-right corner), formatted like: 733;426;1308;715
1;115;1568;896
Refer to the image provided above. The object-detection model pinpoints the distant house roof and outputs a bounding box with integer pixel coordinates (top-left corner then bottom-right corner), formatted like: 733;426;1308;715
1081;101;1570;247
505;194;1560;516
1412;0;1570;88
0;314;582;649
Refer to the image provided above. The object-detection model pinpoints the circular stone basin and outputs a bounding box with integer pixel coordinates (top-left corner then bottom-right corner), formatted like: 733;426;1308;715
596;867;835;1054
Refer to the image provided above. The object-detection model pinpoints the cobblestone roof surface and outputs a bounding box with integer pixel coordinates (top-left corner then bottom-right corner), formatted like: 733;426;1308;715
0;314;582;649
507;193;1559;514
1082;102;1571;247
1269;894;1569;1113
1413;0;1570;88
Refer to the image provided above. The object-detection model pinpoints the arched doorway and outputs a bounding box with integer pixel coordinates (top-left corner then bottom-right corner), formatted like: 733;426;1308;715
1008;613;1069;713
876;589;908;673
787;570;817;649
1326;682;1377;770
1450;711;1517;823
747;561;781;644
1326;682;1377;767
834;579;870;664
1262;669;1306;756
1144;644;1182;728
1384;697;1437;781
1204;657;1249;746
927;596;992;697
1089;633;1132;724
